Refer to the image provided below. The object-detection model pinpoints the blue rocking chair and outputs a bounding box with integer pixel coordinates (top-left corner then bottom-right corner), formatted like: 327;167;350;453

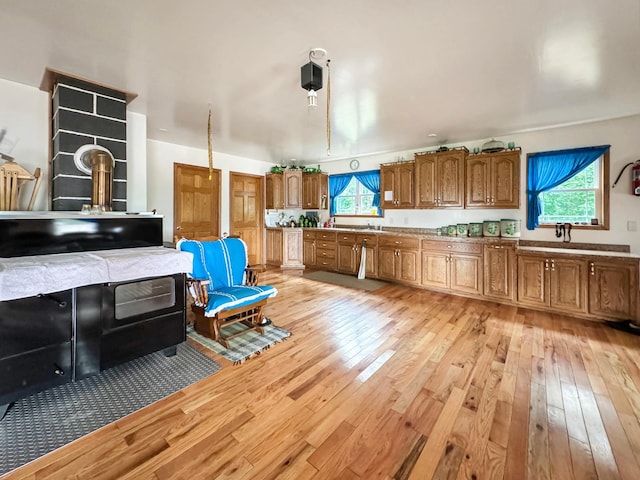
177;237;278;348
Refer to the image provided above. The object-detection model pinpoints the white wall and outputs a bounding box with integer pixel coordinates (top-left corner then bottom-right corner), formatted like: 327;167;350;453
146;140;269;241
0;78;49;211
318;115;640;254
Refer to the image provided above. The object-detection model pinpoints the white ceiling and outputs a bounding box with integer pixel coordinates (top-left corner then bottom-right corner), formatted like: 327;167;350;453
1;0;640;164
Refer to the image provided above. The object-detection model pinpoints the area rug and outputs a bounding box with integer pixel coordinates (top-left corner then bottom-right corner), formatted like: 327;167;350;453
187;323;291;364
303;270;388;291
0;342;220;476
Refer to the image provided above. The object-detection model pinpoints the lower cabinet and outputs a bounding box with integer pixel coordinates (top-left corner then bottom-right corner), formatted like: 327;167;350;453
337;232;378;277
588;258;639;321
483;243;515;301
378;236;420;284
421;240;483;296
282;228;304;269
517;253;587;314
265;228;283;266
303;230;337;270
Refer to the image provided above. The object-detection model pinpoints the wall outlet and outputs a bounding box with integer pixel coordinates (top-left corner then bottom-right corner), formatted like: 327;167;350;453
628;220;637;232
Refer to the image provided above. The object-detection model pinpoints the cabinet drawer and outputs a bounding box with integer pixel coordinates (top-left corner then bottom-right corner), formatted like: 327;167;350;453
337;233;357;244
303;230;316;240
316;231;337;241
422;240;482;254
379;236;420;249
317;241;336;250
316;258;336;269
316;248;336;259
356;234;378;246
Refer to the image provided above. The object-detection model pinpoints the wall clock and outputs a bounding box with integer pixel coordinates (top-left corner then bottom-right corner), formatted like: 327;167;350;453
349;159;360;170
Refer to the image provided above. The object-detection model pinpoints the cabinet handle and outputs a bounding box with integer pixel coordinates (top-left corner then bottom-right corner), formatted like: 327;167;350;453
590;262;595;276
53;364;64;376
486;197;490;203
545;259;549;271
493;245;504;249
550;259;555;271
447;245;452;248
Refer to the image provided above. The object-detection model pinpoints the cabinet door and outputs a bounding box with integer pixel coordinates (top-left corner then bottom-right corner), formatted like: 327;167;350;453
302;174;314;209
378;247;398;280
491;154;519;208
549;258;587;313
337;242;357;274
397;163;415;208
483;245;514;301
380;165;397;209
265;229;283;265
466;157;490;208
517;255;548;308
360;245;378;278
282;229;304;267
284;171;302;209
415;155;437;208
450;254;482;295
399;249;420;284
438;153;464;207
421;251;450;289
265;174;284;209
588;260;639;320
303;238;316;267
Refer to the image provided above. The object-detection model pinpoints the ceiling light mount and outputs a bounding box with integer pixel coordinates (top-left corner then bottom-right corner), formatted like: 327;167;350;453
301;48;328;109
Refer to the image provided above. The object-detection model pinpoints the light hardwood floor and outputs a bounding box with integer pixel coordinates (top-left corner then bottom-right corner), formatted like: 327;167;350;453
4;269;640;479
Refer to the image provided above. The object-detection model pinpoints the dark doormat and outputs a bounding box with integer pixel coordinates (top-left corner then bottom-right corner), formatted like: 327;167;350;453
0;342;221;476
303;270;389;291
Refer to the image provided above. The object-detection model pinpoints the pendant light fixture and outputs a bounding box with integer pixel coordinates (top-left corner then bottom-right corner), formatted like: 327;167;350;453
301;48;327;108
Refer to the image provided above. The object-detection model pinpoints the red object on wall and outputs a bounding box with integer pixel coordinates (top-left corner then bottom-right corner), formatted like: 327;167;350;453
612;160;640;196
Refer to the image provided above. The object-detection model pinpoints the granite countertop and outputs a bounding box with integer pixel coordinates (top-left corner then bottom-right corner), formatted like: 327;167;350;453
265;226;638;259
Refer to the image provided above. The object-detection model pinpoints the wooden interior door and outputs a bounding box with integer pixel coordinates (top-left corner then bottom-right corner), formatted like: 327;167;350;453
230;172;263;266
173;163;221;241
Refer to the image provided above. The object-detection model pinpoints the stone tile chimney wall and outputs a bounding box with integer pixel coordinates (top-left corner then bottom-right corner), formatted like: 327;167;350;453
51;75;127;211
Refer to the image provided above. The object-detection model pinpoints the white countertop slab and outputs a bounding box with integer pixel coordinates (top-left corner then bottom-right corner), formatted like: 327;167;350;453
0;247;193;302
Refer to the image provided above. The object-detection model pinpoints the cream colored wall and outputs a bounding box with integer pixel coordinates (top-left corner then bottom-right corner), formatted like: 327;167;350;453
0;79;49;211
146;139;269;242
320;115;640;254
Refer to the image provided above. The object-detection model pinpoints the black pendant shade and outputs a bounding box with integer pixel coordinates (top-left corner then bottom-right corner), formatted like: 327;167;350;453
301;60;323;91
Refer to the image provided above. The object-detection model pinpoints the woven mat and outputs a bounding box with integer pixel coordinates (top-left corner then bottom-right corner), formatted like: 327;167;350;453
0;342;220;476
187;323;291;364
303;270;388;291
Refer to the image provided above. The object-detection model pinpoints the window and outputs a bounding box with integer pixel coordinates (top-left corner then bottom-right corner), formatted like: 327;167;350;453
334;177;379;216
538;160;601;225
526;145;610;230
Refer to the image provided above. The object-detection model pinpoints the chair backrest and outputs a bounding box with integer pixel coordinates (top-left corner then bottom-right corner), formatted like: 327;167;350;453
177;237;249;289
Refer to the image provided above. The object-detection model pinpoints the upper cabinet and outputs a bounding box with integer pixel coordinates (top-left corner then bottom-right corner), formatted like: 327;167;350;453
380;162;415;209
284;170;303;209
302;173;328;210
414;149;466;208
466;149;520;208
265;173;284;209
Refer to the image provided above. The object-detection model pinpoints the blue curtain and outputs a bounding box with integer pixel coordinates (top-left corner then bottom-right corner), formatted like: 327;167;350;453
329;173;353;216
526;144;610;230
354;170;381;215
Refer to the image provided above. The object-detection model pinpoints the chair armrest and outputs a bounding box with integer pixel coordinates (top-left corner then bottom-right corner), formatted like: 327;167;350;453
187;279;210;306
245;267;259;286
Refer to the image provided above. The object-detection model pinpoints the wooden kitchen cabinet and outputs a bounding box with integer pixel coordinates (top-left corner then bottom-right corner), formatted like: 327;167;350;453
284;170;302;209
265;173;284;209
414;149;465;208
281;228;304;269
265;228;283;266
421;240;483;295
337;232;378;277
380;162;415;209
378;235;420;284
303;230;336;270
466;149;520;208
483;243;516;301
588;258;639;321
302;173;328;210
517;253;587;314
